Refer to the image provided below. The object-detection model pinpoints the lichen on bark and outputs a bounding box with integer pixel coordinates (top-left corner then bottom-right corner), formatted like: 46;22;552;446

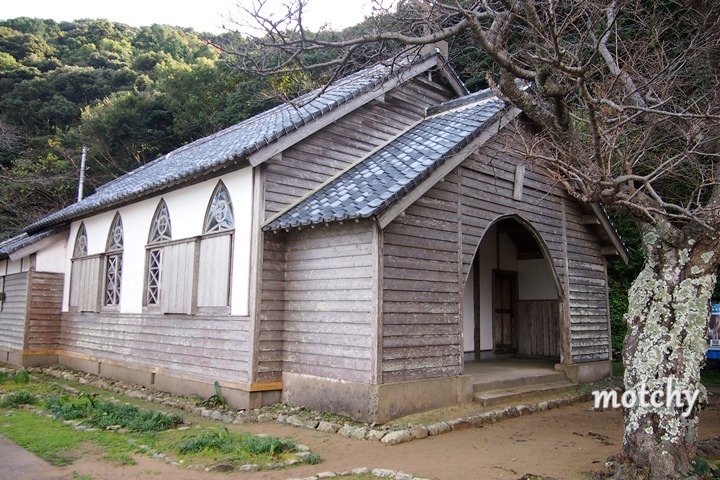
615;230;720;479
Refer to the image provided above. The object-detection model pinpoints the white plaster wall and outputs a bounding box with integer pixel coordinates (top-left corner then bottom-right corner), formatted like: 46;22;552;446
518;259;558;300
35;238;68;273
61;167;254;314
5;257;28;275
463;264;474;352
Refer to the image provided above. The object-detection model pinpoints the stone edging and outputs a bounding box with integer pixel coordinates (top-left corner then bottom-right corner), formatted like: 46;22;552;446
272;389;617;446
286;466;430;480
29;366;619;448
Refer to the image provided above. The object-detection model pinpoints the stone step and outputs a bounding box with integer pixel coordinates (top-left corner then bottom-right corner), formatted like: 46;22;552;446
473;381;577;407
472;370;568;393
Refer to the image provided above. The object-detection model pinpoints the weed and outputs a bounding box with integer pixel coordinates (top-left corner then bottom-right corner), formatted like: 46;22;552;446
13;369;30;384
71;473;94;480
241;435;295;455
44;395;183;433
0;371;9;383
198;381;226;408
175;428;234;454
304;453;323;465
0;390;38;408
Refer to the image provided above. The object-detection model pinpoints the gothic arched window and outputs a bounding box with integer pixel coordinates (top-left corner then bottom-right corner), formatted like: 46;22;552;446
204;181;235;233
146;200;172;306
104;213;123;306
73;223;88;257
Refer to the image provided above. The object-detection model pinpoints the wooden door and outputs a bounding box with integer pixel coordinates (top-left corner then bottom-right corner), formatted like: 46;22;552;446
493;270;517;353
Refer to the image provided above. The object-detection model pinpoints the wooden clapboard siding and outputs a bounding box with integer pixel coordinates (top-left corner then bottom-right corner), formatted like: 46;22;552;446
517;300;560;358
0;273;29;350
257;234;286;382
26;272;63;351
380;122;611;381
264;77;455;218
280;222;375;383
456;124;610;363
382;171;463;383
59;312;251;382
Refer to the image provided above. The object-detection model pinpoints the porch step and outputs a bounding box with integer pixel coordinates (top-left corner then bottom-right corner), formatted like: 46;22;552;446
473;380;577;407
472;370;568;394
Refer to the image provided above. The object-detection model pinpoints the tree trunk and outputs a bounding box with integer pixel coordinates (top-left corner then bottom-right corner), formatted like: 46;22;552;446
613;227;720;479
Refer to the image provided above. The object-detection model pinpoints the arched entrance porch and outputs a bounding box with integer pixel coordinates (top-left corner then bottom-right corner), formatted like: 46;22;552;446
462;216;572;400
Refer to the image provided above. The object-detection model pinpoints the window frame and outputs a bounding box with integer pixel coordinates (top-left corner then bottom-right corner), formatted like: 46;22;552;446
69;222;102;313
102;213;124;310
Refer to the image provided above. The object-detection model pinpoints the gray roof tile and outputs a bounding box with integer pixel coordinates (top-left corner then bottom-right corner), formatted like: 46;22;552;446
0;228;64;260
27;56;436;233
263;90;506;232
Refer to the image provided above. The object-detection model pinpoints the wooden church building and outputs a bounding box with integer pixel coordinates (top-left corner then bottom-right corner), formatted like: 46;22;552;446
0;50;627;422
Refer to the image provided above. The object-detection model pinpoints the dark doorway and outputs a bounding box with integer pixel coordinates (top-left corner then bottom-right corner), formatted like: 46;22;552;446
493;270;518;354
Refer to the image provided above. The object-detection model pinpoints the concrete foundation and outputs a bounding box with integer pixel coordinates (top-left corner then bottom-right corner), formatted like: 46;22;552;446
282;372;473;423
50;353;276;410
555;360;612;383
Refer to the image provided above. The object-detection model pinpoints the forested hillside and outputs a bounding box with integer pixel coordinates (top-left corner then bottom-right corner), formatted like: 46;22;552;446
0;17;282;239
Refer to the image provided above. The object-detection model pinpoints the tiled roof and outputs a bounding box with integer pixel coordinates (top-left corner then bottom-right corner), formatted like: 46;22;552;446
0;229;63;260
263;89;506;232
26;55;440;233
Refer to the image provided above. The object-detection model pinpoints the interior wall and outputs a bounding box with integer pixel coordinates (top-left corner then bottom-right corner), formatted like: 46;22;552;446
518;259;558;300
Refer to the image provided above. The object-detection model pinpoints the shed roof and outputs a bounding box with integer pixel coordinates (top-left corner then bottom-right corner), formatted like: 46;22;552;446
26;53;449;234
0;229;63;261
263;89;506;232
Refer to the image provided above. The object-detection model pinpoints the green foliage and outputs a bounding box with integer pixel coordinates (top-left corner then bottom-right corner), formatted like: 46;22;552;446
304;453;323;465
174;427;234;454
173;427;296;460
44;395;183;433
13;369;30;384
240;435;296;455
0;390;38;407
693;457;720;479
0;17;278;240
198;381;226;408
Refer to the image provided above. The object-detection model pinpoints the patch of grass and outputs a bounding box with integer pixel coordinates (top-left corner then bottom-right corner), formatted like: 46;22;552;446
0;390;38;408
173;428;298;467
71;473;94;480
241;434;295;455
44;395;183;433
0;410;135;466
304;452;322;465
13;369;31;384
175;428;235;454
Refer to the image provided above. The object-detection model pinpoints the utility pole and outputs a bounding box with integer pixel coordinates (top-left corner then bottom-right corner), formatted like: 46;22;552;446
77;145;87;202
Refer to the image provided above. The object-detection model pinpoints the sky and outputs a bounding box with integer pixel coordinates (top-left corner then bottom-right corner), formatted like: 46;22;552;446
1;0;377;33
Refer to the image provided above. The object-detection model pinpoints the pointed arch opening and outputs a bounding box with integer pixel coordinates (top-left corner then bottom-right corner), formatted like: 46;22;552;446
145;199;172;307
204;181;235;233
462;215;564;362
197;181;234;311
69;222;101;312
104;213;123;307
73;223;88;258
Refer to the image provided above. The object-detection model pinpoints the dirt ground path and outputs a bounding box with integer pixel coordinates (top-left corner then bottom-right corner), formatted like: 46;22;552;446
11;396;718;480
